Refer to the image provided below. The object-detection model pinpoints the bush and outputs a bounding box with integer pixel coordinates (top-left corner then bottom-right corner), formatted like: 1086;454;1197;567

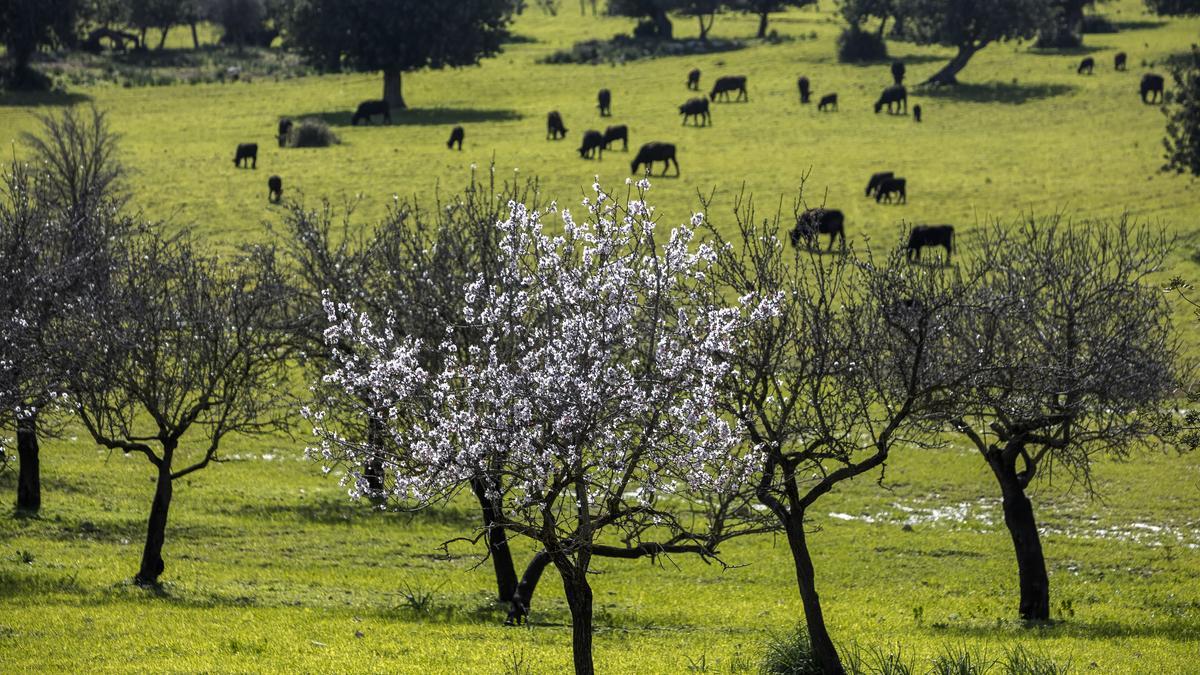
540;34;744;65
761;626;821;675
836;27;888;63
286;118;339;148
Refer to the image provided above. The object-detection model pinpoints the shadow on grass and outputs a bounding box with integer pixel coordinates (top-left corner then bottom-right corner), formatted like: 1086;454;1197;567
1029;44;1107;57
931;617;1200;642
232;495;480;529
845;54;948;68
918;82;1075;105
0;90;92;107
290;107;523;128
1113;19;1168;32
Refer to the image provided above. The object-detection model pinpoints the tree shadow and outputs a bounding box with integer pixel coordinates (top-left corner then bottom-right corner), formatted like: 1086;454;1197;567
844;53;947;68
1112;19;1168;32
930;617;1200;642
918;82;1075;105
1028;44;1107;56
289;107;523;128
0;90;92;108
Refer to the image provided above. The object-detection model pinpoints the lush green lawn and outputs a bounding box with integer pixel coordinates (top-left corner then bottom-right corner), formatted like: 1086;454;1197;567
2;1;1200;672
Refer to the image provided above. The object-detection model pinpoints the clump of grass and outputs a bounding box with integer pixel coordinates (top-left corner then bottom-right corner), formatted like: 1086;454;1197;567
868;643;917;675
399;581;441;615
286;118;340;148
1001;645;1071;675
761;625;821;675
930;643;996;675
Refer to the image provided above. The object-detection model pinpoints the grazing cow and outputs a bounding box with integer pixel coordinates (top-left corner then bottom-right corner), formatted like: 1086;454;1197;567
906;225;954;263
233;143;257;169
891;60;906;86
798;76;811;104
679;97;711;126
579;130;605;159
1140;73;1164;103
913;104;922;123
687;68;701;90
710;75;748;102
268;175;283;203
865;171;895;198
603;124;629;151
277;118;293;147
790;208;846;251
875;177;907;204
874;85;908;114
1078;57;1095;75
818;93;838;111
352;100;390;125
598;88;612;116
547;111;568;140
447;126;464;151
631;142;679;176
1115;51;1127;71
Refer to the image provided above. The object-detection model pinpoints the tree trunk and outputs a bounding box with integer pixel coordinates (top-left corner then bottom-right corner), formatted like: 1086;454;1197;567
508;550;552;623
785;514;845;675
157;27;170;50
988;454;1051;621
15;415;40;513
382;68;407;110
922;44;981;86
363;415;386;499
698;14;715;42
469;477;519;603
651;9;673;39
757;12;769;38
559;567;595;675
136;465;173;585
190;22;200;49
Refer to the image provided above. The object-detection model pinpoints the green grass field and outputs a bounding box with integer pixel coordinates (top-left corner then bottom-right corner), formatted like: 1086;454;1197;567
2;1;1200;672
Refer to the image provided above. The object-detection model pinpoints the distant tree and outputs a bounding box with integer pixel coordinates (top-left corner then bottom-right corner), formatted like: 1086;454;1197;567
207;0;269;48
947;216;1182;621
1163;47;1200;176
1036;0;1094;48
0;0;76;87
608;0;679;38
68;232;291;585
1;107;129;514
729;0;815;38
128;0;184;49
678;0;723;40
895;0;1054;85
840;0;895;33
284;0;513;110
1144;0;1200;14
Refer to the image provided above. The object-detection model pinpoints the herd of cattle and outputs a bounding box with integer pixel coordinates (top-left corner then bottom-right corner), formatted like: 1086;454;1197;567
228;49;1168;265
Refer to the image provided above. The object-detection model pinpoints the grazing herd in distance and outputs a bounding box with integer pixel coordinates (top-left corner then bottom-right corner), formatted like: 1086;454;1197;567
226;49;1168;265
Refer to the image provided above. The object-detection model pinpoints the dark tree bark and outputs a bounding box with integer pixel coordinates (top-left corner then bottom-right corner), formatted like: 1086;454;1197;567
923;43;985;86
559;565;595;675
363;415;386;498
651;9;673;39
157;27;169;50
785;514;845;675
189;22;199;49
697;14;714;41
469;477;519;603
987;448;1051;621
757;11;769;38
383;68;408;110
508;550;551;623
136;462;173;585
15;415;40;513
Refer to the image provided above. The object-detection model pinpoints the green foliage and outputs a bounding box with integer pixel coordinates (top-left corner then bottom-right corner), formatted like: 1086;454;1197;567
1163;47;1200;175
0;0;76;85
285;117;340;148
761;626;821;675
727;0;817;37
1144;0;1200;14
836;26;888;61
207;0;269;47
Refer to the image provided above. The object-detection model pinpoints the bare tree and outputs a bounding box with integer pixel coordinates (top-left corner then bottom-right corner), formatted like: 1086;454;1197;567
67;231;291;585
946;215;1184;622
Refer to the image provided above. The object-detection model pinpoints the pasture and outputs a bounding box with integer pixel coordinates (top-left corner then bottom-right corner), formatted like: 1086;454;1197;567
2;0;1200;672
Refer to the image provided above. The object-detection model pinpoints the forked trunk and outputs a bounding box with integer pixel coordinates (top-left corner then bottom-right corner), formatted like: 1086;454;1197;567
697;14;714;42
923;44;982;86
785;514;845;675
988;454;1051;621
469;477;519;603
383;68;407;110
136;465;173;585
559;567;595;675
15;415;40;513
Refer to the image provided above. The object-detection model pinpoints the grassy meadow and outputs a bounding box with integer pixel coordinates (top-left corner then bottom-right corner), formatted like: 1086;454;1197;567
2;0;1200;672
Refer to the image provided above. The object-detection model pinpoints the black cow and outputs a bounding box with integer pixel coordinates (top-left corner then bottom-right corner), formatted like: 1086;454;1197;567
631;142;679;176
679;97;711;126
598;88;612;116
687;68;701;90
352;100;390;125
913;104;922;123
234;143;257;169
1078;57;1095;75
818;93;838;111
1115;52;1127;71
865;171;894;198
891;60;906;86
547;111;568;140
603;124;629;151
1141;73;1164;103
790;208;846;251
268;175;283;203
710;75;748;102
798;76;811;103
447;126;464;150
875;177;907;204
277;118;293;147
579;130;605;159
874;85;907;114
906;225;954;263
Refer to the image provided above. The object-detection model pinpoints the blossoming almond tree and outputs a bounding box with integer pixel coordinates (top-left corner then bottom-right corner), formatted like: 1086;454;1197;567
308;183;759;675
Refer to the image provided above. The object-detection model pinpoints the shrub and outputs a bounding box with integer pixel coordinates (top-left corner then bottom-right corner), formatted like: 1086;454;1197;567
836;27;888;62
760;626;821;675
286;118;339;148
